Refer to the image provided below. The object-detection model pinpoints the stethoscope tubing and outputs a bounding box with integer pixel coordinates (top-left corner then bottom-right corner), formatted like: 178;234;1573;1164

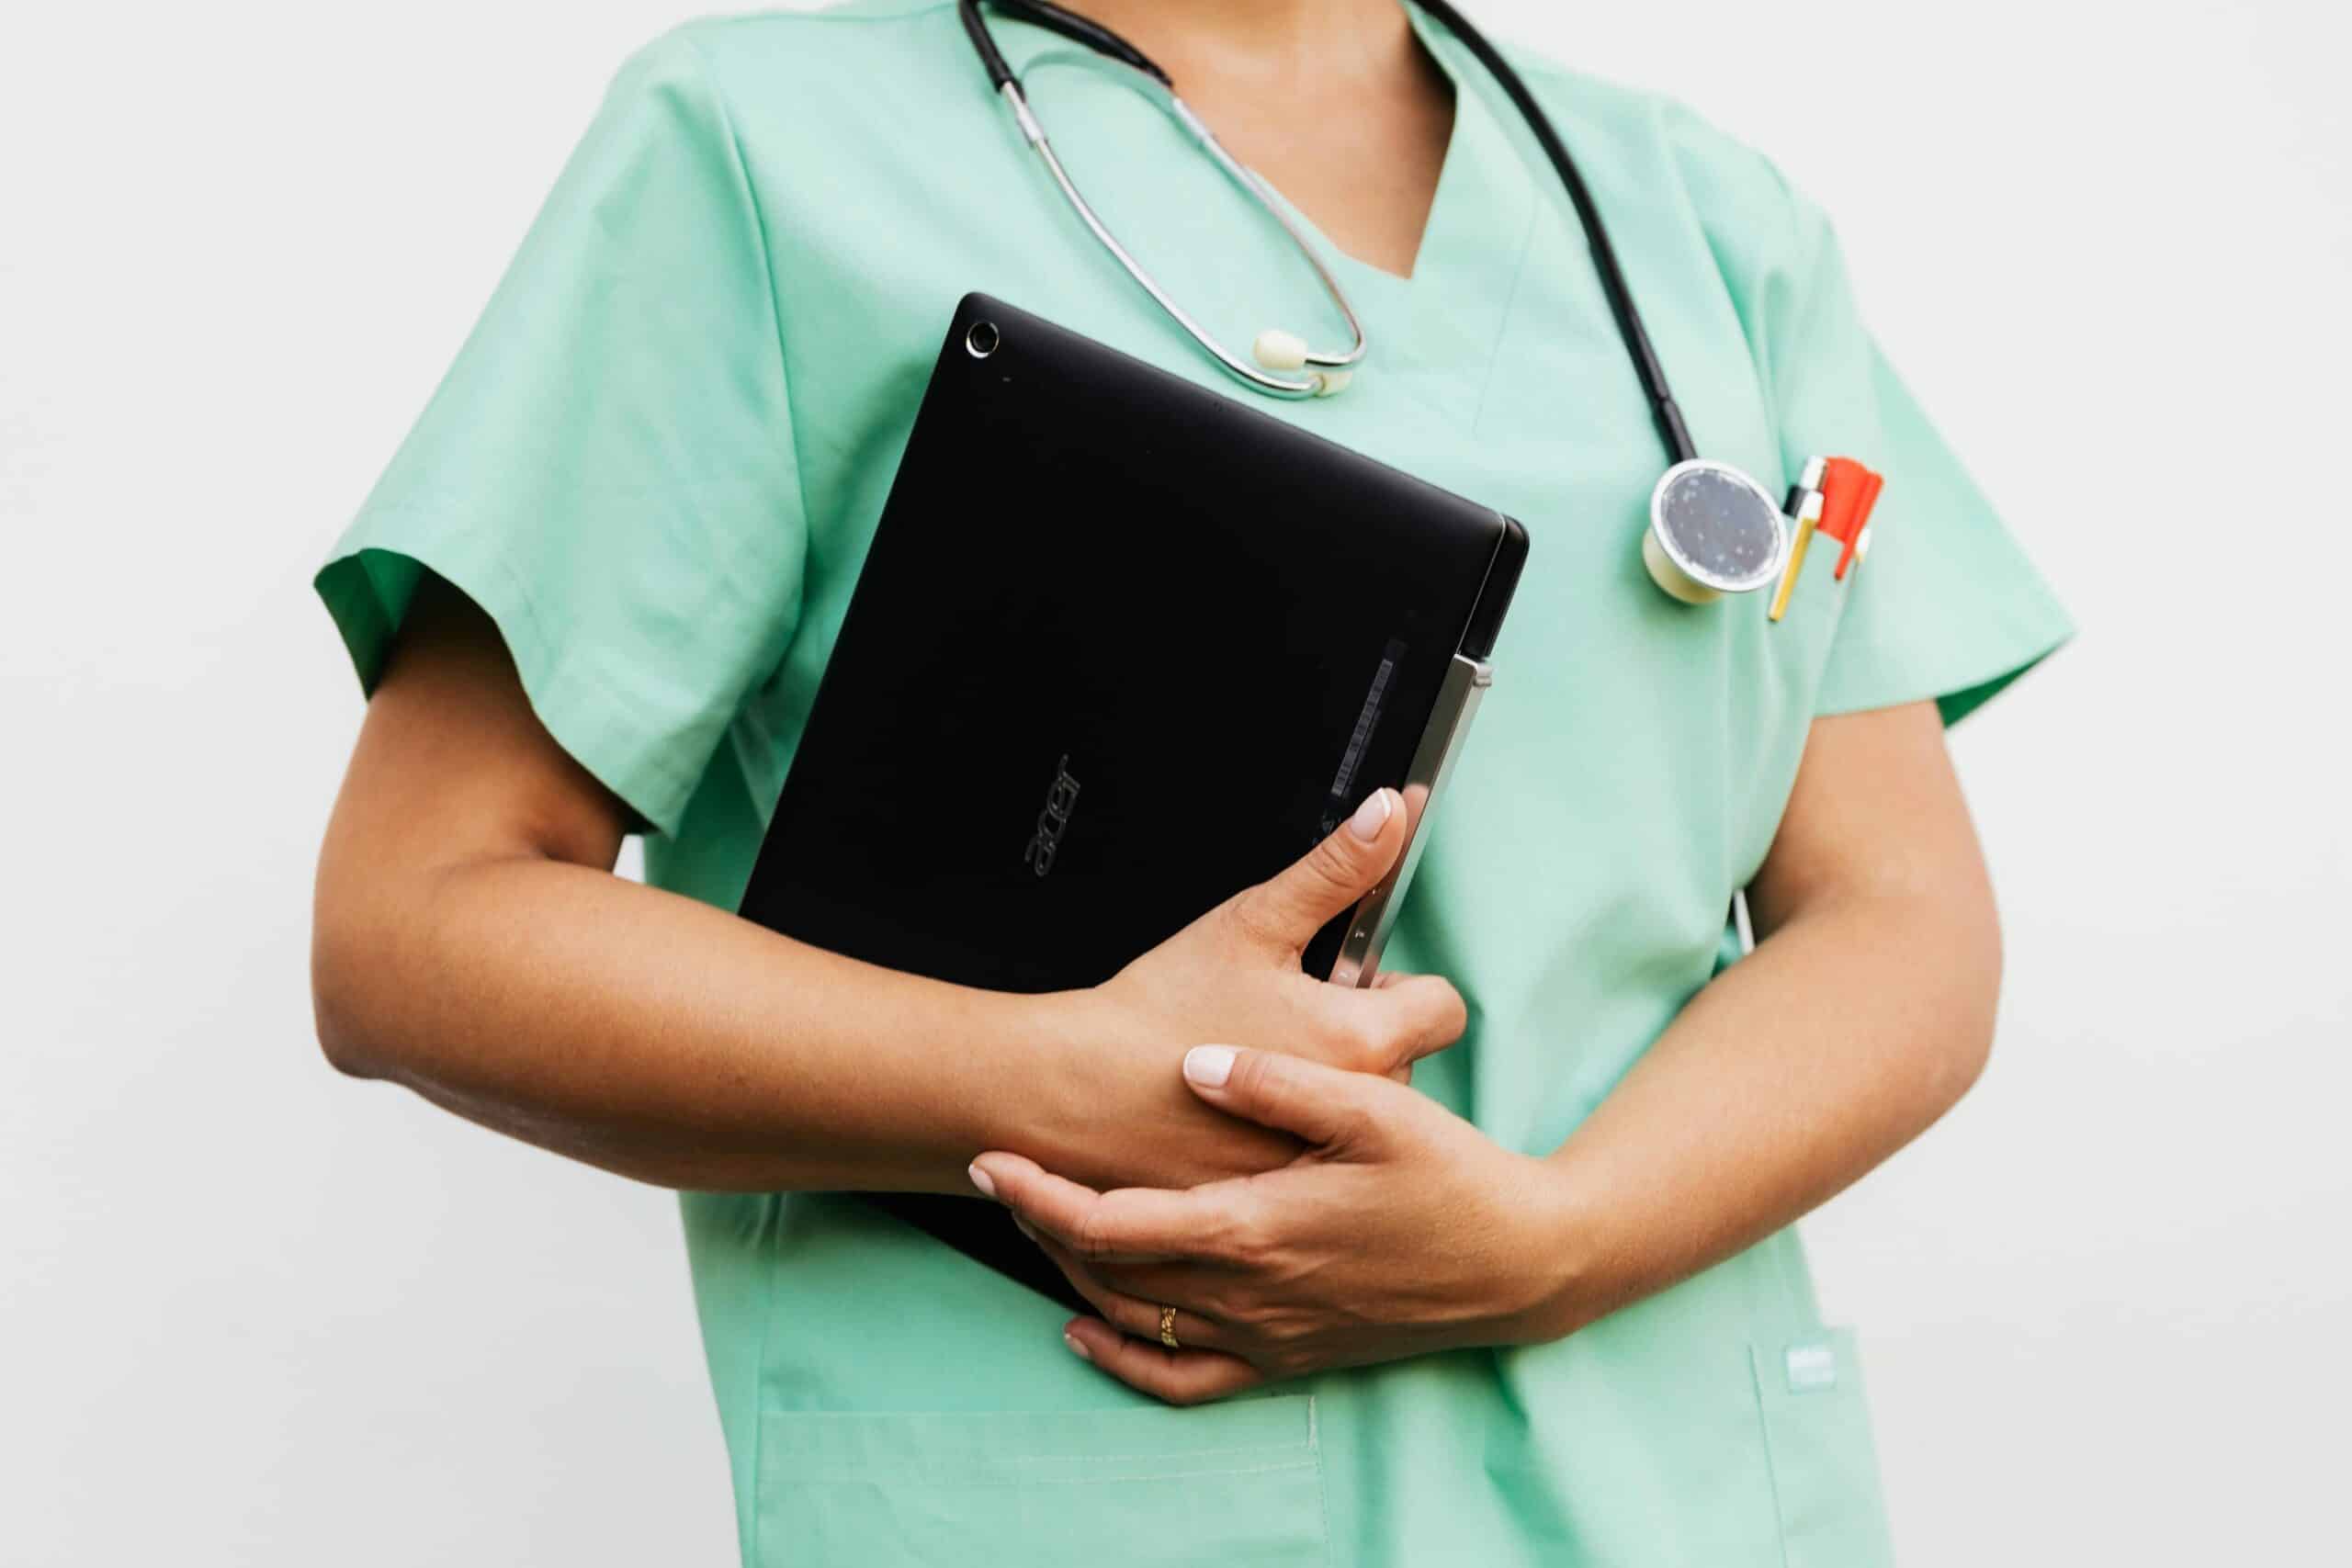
960;0;1700;457
995;73;1368;399
966;0;1367;397
1407;0;1697;466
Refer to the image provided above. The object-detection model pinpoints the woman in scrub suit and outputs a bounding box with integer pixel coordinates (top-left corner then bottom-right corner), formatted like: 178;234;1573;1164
311;1;2070;1562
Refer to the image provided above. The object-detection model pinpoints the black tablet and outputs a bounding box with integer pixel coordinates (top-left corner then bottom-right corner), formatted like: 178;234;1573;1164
737;293;1525;1303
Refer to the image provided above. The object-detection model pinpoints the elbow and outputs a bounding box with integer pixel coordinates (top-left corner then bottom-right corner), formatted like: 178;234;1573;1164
311;863;423;1082
312;1000;378;1082
311;912;387;1080
1936;1011;1996;1112
1929;894;2005;1111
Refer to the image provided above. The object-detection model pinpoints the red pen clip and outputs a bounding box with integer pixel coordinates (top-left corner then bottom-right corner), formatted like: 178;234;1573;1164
1769;456;1884;623
1815;457;1884;581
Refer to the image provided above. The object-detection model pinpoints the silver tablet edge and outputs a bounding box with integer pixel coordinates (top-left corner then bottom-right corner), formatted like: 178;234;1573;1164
1326;652;1492;988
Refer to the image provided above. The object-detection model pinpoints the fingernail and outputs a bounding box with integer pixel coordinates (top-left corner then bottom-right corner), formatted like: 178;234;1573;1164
1183;1044;1237;1087
1012;1213;1036;1241
1347;789;1393;841
967;1162;996;1199
1063;1330;1092;1362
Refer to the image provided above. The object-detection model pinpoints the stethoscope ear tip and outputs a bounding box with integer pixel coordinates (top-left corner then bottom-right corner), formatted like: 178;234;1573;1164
1252;328;1310;372
1254;330;1351;395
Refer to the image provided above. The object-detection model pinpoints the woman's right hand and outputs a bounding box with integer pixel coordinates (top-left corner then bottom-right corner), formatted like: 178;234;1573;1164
1023;787;1466;1193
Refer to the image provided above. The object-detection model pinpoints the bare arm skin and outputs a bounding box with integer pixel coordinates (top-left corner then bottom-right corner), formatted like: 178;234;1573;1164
1526;697;2001;1325
311;0;1461;1213
311;577;1464;1197
975;698;2005;1401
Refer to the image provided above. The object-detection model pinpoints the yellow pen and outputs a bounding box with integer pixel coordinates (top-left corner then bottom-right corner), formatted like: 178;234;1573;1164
1770;457;1827;623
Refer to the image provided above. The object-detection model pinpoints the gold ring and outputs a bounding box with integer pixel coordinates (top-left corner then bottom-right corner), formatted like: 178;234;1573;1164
1159;1304;1181;1350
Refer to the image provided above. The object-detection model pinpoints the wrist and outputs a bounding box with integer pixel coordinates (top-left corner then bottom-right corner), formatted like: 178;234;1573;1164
971;986;1149;1189
1498;1152;1611;1347
976;986;1300;1193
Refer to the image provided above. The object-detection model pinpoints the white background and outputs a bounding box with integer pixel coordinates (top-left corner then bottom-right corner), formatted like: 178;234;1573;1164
4;1;2346;1562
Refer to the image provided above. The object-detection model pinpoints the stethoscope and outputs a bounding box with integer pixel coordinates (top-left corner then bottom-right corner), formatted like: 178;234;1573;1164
957;0;1795;605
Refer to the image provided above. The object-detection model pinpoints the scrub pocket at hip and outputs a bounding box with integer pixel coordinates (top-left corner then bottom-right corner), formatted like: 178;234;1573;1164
754;1393;1329;1567
1749;1328;1898;1568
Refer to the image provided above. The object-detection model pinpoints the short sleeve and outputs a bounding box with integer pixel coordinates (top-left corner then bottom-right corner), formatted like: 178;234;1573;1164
314;31;806;834
1738;163;2073;727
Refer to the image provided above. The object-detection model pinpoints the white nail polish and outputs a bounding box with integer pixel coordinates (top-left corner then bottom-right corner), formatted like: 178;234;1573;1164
968;1162;996;1199
1184;1044;1238;1087
1063;1331;1092;1362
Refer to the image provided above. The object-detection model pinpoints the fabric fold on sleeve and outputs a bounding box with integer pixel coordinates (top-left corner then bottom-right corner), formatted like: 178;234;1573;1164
314;28;807;834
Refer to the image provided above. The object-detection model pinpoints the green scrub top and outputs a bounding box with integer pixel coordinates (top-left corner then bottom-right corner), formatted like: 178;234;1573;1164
316;4;2071;1563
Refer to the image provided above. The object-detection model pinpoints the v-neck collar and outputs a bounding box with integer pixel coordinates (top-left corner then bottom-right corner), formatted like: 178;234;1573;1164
1263;4;1542;420
1250;4;1536;291
992;0;1545;423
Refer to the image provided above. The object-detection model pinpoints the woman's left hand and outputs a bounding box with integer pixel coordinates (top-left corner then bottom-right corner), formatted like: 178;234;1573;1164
968;1044;1581;1404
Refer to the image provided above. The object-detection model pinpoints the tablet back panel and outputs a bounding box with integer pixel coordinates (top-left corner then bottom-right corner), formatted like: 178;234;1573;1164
737;294;1525;1303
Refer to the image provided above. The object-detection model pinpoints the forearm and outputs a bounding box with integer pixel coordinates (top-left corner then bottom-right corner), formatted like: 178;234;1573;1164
312;578;1459;1205
1524;883;2000;1339
986;705;2012;1402
314;851;1131;1195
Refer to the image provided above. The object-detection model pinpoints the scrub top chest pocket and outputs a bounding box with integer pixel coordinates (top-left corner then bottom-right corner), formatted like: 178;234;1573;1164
752;1395;1329;1568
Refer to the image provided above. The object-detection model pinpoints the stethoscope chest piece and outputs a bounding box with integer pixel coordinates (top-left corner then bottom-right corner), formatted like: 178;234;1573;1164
1640;459;1790;604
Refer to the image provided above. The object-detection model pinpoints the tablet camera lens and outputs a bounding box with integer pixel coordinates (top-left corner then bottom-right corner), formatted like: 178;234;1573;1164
966;321;1001;359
